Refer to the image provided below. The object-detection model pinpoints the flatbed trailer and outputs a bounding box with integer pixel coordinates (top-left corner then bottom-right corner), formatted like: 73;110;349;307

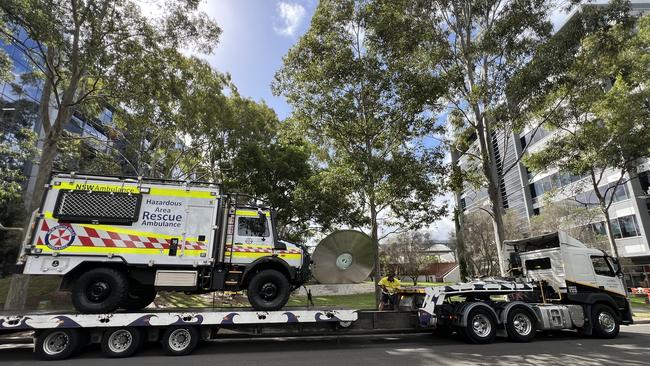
0;233;634;360
0;306;430;360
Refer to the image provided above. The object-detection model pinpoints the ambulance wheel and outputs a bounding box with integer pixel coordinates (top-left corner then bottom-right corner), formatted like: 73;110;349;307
35;329;82;360
72;267;129;313
462;308;497;344
247;269;290;311
161;326;200;356
592;304;620;338
101;327;142;358
121;286;157;311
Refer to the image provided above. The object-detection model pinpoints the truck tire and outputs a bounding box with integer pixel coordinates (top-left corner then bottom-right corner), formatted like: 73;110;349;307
101;327;142;358
462;307;497;344
162;326;200;356
35;329;82;360
505;307;537;342
121;287;157;311
72;267;129;313
247;269;291;311
592;304;620;338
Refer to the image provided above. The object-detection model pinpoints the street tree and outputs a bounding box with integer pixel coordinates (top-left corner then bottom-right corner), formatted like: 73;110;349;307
274;0;448;305
0;0;220;310
382;231;432;285
525;10;650;259
461;210;525;277
380;0;565;275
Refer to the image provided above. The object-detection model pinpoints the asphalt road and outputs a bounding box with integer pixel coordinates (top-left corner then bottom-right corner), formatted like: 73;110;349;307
2;324;650;366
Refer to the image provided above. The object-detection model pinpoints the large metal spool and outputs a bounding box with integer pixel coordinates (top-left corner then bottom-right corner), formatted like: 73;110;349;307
311;230;374;284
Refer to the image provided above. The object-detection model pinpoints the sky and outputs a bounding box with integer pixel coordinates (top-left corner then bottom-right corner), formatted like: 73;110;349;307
192;0;318;120
170;0;578;241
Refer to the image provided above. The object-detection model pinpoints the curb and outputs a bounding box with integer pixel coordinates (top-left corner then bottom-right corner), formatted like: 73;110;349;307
633;319;650;324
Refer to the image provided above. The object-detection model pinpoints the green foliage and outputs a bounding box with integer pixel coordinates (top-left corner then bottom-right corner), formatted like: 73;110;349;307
524;11;650;194
274;0;448;240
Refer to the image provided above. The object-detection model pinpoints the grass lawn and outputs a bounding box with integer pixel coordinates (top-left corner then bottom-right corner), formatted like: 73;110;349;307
0;275;70;310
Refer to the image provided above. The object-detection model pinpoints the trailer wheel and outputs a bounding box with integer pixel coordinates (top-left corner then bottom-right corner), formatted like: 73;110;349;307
162;326;200;356
100;327;142;358
247;269;290;311
121;287;157;311
505;308;537;342
462;308;497;344
72;267;129;313
592;304;620;339
35;329;81;360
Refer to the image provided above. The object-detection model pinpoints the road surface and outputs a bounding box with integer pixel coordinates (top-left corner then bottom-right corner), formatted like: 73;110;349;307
2;324;650;366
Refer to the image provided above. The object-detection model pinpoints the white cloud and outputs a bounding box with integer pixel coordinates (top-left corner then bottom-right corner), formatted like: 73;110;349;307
274;2;306;37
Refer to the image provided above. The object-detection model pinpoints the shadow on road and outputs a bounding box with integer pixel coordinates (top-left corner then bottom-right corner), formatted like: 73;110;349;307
1;328;649;365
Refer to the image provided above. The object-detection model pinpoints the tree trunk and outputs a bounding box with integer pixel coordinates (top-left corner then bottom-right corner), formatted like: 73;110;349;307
4;116;63;310
370;199;380;309
601;208;621;259
475;119;507;277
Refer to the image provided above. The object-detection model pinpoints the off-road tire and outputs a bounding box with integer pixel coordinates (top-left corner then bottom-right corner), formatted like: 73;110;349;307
246;269;291;311
121;286;157;311
71;267;129;314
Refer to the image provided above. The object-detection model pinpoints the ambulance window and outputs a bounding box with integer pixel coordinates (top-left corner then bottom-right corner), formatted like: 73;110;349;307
238;217;270;237
591;256;615;277
525;257;551;270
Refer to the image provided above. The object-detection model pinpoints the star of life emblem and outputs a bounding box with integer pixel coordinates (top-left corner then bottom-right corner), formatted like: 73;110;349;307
44;225;76;250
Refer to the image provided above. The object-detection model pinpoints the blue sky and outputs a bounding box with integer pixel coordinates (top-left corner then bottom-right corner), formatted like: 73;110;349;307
191;0;575;122
195;0;318;120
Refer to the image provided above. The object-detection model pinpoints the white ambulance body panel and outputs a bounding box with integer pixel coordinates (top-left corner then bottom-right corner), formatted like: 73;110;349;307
23;175;220;273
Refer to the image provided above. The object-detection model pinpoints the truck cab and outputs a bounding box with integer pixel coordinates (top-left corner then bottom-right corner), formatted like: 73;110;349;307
18;173;310;313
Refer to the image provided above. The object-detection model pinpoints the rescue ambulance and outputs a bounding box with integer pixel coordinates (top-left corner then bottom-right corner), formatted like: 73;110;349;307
17;173;310;313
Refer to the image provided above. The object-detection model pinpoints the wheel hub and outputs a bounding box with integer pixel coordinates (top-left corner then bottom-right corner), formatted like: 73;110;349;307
512;313;532;336
87;281;111;302
260;282;278;300
471;314;492;338
108;330;133;353
169;329;191;352
43;331;69;355
598;312;616;333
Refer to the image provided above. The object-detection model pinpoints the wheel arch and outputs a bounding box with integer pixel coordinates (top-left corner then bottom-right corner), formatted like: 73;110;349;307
499;301;541;325
60;260;128;291
241;257;294;288
457;302;499;327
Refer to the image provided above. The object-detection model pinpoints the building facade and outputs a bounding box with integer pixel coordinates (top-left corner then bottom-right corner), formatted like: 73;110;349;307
455;2;650;286
0;31;115;201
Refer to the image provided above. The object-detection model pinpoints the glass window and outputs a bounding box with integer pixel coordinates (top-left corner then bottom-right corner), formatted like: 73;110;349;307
612;184;629;202
591;256;615;277
525;257;552;270
618;215;640;238
237;217;269;237
609;218;622;239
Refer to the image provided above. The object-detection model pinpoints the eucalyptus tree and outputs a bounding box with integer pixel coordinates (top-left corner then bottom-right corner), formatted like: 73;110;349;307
0;0;220;309
274;0;448;304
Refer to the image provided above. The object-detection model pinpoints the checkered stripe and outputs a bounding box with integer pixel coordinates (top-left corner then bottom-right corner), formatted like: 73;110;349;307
226;244;301;254
37;219;206;251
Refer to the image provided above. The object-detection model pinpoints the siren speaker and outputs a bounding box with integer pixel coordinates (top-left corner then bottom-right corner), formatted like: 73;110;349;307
311;230;374;284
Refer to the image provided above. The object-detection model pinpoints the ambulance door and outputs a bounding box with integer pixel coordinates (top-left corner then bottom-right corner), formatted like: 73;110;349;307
231;210;272;264
182;205;216;262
